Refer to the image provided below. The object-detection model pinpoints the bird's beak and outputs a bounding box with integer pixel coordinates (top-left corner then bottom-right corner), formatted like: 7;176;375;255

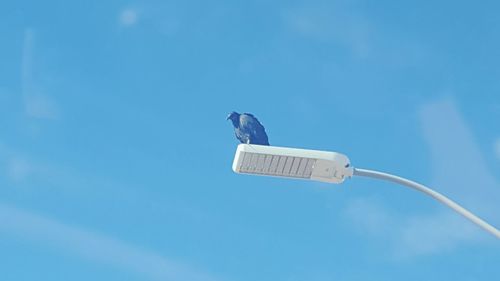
226;114;231;120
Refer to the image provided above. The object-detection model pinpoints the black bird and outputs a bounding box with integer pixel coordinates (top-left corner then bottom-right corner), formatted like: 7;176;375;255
227;112;270;145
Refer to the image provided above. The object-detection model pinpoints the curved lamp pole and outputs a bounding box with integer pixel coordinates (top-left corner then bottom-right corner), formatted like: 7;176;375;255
232;144;500;239
353;168;500;239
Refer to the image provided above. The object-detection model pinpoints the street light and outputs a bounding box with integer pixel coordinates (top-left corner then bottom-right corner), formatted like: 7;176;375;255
232;144;500;239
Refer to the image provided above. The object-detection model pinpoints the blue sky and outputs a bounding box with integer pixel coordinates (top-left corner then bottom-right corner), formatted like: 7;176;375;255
1;0;499;280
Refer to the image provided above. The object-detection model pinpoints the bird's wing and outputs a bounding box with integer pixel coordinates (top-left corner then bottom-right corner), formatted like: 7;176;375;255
239;113;261;135
240;113;269;144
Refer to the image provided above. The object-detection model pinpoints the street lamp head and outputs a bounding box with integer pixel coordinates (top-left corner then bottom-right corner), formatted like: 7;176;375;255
232;144;353;183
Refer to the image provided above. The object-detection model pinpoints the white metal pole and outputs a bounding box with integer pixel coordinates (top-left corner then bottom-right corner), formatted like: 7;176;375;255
353;168;500;239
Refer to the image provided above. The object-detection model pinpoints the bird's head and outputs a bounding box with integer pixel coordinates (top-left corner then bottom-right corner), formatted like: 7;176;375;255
227;111;240;127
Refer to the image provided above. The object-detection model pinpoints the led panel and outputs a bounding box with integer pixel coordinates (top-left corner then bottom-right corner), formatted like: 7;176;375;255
232;144;353;183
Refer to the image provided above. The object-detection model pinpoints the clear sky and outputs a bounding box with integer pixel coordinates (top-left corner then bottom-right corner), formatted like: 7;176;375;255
1;0;499;280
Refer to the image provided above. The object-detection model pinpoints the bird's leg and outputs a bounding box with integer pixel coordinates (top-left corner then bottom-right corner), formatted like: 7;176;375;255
246;139;250;144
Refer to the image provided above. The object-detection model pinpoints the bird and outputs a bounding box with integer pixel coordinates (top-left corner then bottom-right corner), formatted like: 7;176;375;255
227;112;270;145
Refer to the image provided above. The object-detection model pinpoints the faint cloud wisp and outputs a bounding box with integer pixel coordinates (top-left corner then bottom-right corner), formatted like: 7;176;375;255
343;198;392;237
21;28;59;120
24;95;59;120
0;204;219;281
119;8;139;27
495;138;500;161
282;3;373;59
6;157;32;182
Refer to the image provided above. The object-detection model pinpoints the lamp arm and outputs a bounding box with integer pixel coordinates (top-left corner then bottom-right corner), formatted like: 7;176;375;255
353;168;500;239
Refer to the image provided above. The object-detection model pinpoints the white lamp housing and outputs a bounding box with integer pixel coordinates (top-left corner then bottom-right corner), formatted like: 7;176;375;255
232;144;353;183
